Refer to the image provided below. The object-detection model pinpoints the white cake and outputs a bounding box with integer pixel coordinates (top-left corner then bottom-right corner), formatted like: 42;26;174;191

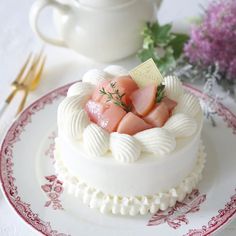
54;65;206;216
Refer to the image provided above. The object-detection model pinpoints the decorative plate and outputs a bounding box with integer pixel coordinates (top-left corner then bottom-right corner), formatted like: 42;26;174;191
0;83;236;236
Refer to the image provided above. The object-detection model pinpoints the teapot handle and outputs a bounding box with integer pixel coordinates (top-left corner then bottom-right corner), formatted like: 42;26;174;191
29;0;69;47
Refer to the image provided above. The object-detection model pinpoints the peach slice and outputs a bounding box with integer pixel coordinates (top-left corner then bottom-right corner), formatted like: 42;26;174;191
98;103;127;133
85;100;105;123
144;102;169;127
162;97;177;113
117;112;152;135
100;75;138;105
92;79;111;102
130;84;157;116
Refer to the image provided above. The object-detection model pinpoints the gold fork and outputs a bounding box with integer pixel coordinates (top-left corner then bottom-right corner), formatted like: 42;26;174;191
0;50;46;118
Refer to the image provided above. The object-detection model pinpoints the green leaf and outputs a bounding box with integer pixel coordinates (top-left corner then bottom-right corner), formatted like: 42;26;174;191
154;23;173;46
142;22;174;47
138;21;189;74
138;47;157;62
143;34;154;49
156;83;165;103
156;48;176;74
169;33;189;58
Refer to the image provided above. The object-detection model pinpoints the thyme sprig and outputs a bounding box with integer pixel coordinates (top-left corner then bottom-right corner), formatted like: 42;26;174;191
156;83;165;103
99;82;131;112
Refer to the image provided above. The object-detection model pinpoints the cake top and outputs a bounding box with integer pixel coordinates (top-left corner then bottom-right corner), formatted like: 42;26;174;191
57;60;202;164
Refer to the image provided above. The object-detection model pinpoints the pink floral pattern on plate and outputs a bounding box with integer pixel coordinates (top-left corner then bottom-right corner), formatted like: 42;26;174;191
42;131;65;210
0;84;70;236
44;131;57;161
184;189;236;236
41;175;64;210
148;189;206;229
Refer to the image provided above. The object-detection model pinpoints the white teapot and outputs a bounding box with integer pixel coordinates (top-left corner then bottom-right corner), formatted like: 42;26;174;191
30;0;162;62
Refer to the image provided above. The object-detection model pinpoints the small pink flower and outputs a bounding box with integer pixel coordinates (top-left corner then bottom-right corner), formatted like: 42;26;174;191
41;184;52;193
49;192;58;200
45;200;52;207
56;180;63;185
45;175;57;182
54;185;63;194
53;202;63;210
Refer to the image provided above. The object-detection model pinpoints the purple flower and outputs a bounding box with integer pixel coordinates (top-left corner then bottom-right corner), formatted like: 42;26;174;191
184;0;236;81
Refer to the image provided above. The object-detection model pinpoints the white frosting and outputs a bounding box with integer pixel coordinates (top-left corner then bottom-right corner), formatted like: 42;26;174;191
163;75;184;101
134;128;176;155
164;113;197;138
103;65;128;77
83;123;109;156
63;110;90;140
54;141;206;215
57;95;88;126
110;133;141;163
82;69;108;85
174;93;201;117
67;82;95;97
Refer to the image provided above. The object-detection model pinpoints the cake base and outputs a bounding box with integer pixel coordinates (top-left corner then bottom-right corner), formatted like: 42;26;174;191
53;141;206;216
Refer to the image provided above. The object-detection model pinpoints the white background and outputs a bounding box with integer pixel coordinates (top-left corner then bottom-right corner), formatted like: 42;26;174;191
0;0;235;235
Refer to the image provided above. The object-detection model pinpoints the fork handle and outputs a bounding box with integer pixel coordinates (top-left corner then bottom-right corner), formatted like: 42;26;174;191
0;102;8;119
16;90;29;116
0;88;19;119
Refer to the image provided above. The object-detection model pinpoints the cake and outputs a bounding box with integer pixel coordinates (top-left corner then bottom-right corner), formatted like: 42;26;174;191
54;62;206;216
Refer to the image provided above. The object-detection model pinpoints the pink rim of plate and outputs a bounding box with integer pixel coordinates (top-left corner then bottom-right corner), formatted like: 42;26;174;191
0;82;236;236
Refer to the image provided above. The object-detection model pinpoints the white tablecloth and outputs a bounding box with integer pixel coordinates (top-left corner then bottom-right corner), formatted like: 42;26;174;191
0;0;235;235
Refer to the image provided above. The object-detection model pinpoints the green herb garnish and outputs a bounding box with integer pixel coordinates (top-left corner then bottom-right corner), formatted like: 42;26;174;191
138;22;189;74
99;82;131;112
156;83;165;103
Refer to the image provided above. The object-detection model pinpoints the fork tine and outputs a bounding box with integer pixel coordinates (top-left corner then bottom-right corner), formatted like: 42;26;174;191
35;49;45;73
1;49;47;119
15;52;46;115
5;53;33;104
38;47;44;60
19;53;41;85
29;55;46;91
15;51;45;114
33;47;44;69
12;52;33;86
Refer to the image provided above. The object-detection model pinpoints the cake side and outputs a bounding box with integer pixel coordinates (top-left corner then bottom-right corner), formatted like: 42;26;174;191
56;112;202;196
54;141;206;215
